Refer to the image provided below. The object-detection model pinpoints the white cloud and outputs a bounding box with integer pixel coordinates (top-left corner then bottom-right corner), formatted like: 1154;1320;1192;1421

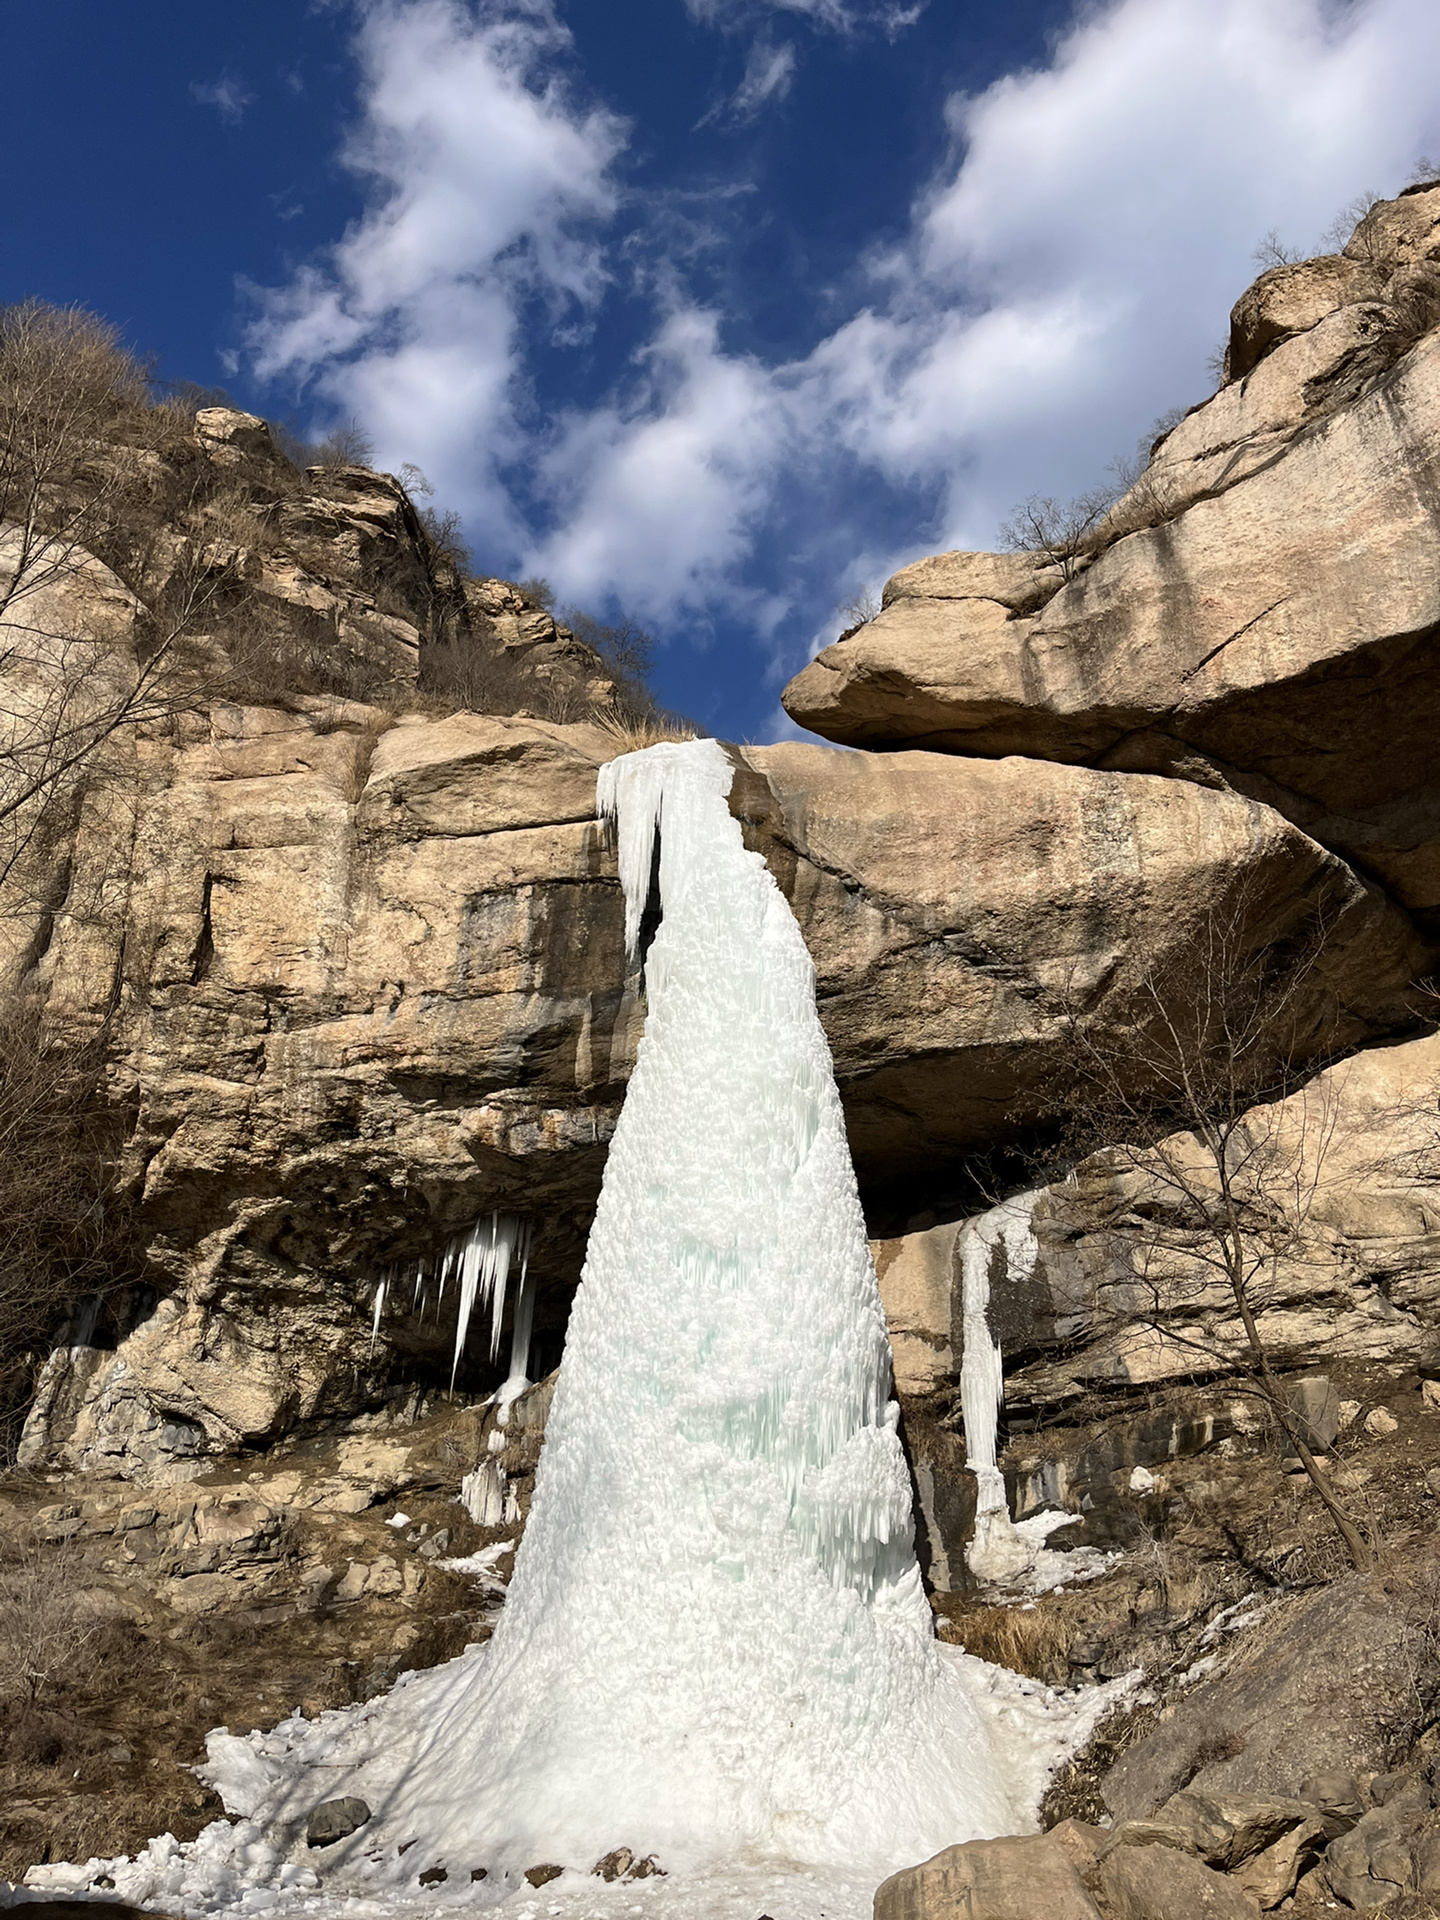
245;0;625;540
683;0;921;31
518;0;1440;635
728;37;797;120
191;74;255;125
248;0;1440;707
528;308;788;616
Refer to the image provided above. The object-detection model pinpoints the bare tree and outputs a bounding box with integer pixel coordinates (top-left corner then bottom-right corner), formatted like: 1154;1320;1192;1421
998;484;1118;583
1320;190;1383;255
1252;229;1304;271
0;302;234;899
0;998;136;1440
835;582;881;635
1050;892;1376;1570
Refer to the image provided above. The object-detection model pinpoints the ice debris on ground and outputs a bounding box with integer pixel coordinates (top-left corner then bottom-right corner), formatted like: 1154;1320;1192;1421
25;738;1128;1914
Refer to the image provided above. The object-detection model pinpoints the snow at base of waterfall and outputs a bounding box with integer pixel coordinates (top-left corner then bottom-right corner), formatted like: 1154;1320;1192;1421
19;1639;1136;1920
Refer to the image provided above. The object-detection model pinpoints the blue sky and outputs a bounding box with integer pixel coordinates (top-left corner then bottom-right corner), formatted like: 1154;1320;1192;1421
5;0;1440;739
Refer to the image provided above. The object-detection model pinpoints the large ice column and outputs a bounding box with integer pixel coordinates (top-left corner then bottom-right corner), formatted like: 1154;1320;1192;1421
959;1193;1041;1584
302;739;1026;1876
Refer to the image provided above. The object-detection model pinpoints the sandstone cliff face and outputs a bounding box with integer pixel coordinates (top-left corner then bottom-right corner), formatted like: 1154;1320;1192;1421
15;705;638;1472
729;742;1422;1180
781;184;1440;934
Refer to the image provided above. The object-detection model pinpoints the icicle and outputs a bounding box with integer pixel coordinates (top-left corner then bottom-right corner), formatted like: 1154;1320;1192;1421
958;1192;1052;1585
369;1276;388;1356
597;749;667;959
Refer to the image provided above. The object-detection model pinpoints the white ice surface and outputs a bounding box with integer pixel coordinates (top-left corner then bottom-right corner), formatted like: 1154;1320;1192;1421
25;740;1128;1916
957;1192;1084;1591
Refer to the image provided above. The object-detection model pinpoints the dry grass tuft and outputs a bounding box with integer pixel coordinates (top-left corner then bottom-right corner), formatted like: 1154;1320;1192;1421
594;711;700;755
938;1600;1076;1684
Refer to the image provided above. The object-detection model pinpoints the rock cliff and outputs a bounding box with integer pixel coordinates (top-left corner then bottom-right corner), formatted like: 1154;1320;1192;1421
782;182;1440;935
6;193;1440;1896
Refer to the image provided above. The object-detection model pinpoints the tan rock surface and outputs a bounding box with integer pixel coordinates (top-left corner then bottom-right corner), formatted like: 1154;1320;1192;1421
17;706;639;1472
870;1029;1440;1428
1226;254;1376;377
730;741;1422;1181
873;1833;1102;1920
1103;1540;1440;1821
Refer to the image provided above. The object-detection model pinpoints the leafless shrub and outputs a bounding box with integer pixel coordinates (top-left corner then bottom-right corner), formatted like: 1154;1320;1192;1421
998;485;1119;582
419;634;541;716
0;1001;134;1423
516;576;556;609
1381;263;1440;357
274;416;375;472
215;599;396;707
419;505;470;576
1410;157;1440;190
834;582;881;638
1253;229;1304;270
1041;885;1375;1569
1321;189;1384;255
0;1530;102;1713
0;303;238;896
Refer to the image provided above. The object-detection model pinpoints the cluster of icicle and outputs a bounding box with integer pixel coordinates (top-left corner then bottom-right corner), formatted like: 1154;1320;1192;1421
370;1214;534;1401
237;738;1039;1883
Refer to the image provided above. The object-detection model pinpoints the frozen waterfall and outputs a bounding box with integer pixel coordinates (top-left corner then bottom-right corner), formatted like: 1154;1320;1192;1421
104;736;1128;1914
323;737;1025;1873
25;737;1134;1920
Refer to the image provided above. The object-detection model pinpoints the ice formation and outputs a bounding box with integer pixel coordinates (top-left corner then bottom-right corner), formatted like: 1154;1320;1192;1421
958;1194;1094;1589
280;741;1030;1873
29;738;1129;1912
370;1215;535;1402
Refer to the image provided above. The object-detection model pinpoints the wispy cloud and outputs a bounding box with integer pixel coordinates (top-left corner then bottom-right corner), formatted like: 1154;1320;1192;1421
683;0;922;32
190;73;255;126
730;37;797;118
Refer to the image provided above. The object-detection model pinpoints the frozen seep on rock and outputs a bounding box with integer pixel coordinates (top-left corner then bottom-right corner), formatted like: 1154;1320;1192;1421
960;1193;1084;1589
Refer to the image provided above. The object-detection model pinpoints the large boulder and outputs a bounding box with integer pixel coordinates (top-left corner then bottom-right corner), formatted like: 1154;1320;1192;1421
782;190;1440;933
729;742;1422;1184
874;1833;1102;1920
1103;1540;1440;1821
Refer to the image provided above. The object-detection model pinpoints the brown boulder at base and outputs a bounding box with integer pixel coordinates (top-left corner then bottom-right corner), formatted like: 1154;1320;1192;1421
1096;1843;1259;1920
1104;1543;1440;1823
1322;1803;1440;1909
872;1833;1101;1920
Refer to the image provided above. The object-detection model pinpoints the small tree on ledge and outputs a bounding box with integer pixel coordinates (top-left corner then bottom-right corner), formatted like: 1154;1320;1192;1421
1046;889;1394;1573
